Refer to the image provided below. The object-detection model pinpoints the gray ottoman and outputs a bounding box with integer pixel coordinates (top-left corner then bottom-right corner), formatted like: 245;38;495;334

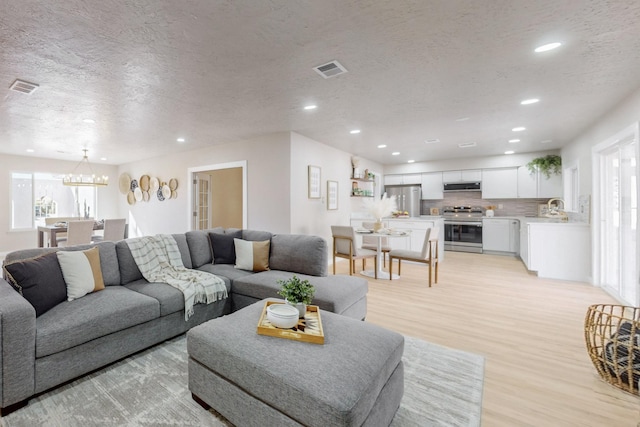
187;299;404;426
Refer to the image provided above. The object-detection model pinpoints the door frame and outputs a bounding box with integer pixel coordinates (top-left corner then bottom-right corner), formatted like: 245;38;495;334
187;161;248;231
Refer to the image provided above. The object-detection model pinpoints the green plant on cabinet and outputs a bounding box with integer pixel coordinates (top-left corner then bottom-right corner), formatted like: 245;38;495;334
526;155;562;178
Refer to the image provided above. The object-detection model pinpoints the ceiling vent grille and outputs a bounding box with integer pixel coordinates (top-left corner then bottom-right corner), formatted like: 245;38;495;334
458;142;477;148
313;61;348;79
9;79;39;95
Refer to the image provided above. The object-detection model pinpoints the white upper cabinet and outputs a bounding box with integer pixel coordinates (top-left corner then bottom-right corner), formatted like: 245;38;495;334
482;168;518;199
517;166;562;198
384;173;421;186
420;172;443;199
442;169;481;183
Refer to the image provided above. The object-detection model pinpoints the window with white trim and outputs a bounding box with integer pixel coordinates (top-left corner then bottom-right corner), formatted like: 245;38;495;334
11;172;97;230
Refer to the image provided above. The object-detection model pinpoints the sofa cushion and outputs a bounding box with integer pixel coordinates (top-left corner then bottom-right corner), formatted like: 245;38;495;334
3;252;67;316
116;240;143;284
210;230;242;264
269;234;328;276
242;229;273;242
197;263;252;286
4;241;120;286
232;271;368;315
172;233;193;269
125;280;184;316
57;247;105;301
186;228;224;268
234;239;270;272
35;286;159;358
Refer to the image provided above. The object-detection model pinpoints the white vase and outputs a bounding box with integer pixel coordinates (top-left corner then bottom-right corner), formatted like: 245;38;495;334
286;299;307;318
373;219;384;232
486;209;494;217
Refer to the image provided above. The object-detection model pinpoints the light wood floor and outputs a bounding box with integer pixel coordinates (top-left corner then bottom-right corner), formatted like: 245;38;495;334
333;251;640;427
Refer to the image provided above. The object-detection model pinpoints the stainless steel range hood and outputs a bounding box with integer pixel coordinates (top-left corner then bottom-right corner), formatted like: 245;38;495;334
443;182;481;192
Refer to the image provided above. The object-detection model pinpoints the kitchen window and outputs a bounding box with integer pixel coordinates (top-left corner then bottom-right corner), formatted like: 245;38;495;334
10;172;97;230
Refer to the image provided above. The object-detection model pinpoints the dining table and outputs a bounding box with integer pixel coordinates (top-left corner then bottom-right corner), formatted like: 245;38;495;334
356;229;410;280
37;222;128;247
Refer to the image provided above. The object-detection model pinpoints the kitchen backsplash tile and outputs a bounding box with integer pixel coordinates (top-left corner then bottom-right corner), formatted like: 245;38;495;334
421;193;550;217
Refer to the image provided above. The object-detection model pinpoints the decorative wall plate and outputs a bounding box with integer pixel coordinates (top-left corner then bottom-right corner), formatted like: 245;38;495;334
157;187;165;201
130;179;139;191
149;177;160;193
142;190;150;202
162;184;171;199
169;178;178;190
119;173;131;195
127;191;136;205
134;187;143;202
170;190;177;199
139;175;150;191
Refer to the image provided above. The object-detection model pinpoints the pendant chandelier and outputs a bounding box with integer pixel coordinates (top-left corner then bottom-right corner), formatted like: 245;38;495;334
62;149;109;187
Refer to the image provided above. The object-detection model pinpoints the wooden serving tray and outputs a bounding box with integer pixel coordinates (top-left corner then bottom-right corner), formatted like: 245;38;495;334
256;300;325;344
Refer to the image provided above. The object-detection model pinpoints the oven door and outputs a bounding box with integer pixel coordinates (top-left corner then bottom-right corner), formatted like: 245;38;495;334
444;221;483;253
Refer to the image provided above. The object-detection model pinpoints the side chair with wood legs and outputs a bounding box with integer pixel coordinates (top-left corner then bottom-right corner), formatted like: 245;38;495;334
331;225;378;279
388;227;440;286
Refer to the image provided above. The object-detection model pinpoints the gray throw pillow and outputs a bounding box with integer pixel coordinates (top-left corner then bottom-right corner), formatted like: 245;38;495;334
210;230;243;264
3;252;67;316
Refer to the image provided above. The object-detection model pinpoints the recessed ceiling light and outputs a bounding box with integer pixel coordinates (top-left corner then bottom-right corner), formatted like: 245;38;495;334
82;118;95;124
512;127;526;132
407;160;415;163
391;152;400;156
177;137;186;143
26;149;35;153
455;117;470;122
535;42;562;53
350;130;361;134
458;142;476;148
520;98;539;105
508;139;520;143
377;144;387;148
424;139;440;144
540;139;552;144
504;150;515;155
100;157;107;161
303;105;317;110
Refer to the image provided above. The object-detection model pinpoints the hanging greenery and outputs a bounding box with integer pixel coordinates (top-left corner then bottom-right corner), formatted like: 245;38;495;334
526;154;562;178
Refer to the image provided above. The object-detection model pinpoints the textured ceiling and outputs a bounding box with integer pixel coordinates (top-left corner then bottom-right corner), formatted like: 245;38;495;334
1;0;640;166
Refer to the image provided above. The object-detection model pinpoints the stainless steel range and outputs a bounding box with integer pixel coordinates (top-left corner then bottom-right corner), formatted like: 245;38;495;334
442;206;484;253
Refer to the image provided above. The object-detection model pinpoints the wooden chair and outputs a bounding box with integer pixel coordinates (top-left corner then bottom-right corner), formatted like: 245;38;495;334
93;218;127;242
331;225;378;278
361;221;391;267
57;220;95;246
389;227;440;286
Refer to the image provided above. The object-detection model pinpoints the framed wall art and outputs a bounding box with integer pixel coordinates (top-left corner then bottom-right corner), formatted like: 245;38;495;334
308;165;321;199
327;180;338;210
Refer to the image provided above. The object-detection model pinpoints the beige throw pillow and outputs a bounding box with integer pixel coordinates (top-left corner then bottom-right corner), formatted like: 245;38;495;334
234;239;270;272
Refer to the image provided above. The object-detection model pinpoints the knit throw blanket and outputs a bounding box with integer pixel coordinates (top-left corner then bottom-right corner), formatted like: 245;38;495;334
126;234;227;320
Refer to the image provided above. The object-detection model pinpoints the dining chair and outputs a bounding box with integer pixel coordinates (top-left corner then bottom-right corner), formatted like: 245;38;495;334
57;220;96;246
93;218;127;242
388;227;439;286
331;225;378;278
361;221;391;267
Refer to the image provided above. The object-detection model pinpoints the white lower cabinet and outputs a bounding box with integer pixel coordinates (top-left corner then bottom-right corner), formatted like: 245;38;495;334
483;218;519;254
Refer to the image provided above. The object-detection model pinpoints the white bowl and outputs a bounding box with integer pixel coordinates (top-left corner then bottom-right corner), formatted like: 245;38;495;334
267;304;299;329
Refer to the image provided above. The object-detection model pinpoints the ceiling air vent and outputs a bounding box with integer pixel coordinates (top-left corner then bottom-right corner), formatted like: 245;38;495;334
458;142;477;148
9;79;39;95
313;61;348;79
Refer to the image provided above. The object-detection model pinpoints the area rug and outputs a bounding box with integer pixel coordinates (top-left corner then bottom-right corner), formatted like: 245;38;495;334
0;335;484;427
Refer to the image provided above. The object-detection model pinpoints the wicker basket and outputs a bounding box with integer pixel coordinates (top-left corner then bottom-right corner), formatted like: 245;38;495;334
584;304;640;395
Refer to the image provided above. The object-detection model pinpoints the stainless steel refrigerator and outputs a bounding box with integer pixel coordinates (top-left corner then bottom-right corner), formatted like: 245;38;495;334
384;185;422;217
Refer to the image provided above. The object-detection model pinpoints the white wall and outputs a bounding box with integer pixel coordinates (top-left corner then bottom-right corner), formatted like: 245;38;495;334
117;133;292;237
0;153;119;252
561;86;640;196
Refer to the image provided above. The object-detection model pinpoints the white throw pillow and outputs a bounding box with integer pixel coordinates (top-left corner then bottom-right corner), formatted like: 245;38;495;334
234;239;270;272
56;247;105;301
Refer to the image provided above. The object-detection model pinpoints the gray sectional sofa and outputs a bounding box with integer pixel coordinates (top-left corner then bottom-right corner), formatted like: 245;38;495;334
0;227;368;415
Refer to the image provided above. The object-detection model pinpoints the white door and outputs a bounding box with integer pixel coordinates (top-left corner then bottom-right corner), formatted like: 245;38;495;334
193;174;210;230
595;123;639;306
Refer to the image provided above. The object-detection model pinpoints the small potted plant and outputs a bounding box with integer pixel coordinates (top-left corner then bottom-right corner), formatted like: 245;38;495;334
277;275;316;317
526;154;562;178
